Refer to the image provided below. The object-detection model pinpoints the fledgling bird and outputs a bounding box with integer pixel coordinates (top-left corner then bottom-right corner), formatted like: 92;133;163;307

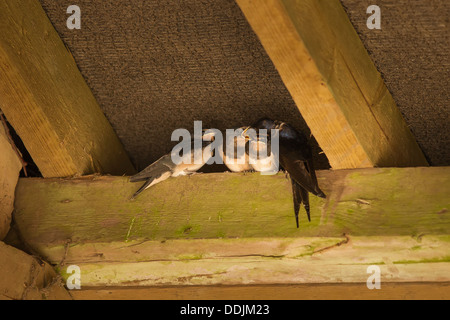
129;131;216;199
250;118;326;228
219;126;253;173
244;127;278;174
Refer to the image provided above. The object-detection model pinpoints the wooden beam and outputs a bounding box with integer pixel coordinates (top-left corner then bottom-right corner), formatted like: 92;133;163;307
39;236;450;287
14;168;450;240
236;0;428;169
0;118;22;239
0;241;71;300
71;283;450;300
0;0;136;178
13;168;450;287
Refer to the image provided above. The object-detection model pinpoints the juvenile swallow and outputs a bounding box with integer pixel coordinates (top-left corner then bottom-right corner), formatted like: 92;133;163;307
244;127;278;174
130;131;216;199
219;126;253;173
251;118;326;227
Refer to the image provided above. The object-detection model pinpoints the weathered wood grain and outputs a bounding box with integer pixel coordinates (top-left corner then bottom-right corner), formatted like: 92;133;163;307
0;241;71;300
14;168;450;243
48;236;450;287
236;0;428;169
72;282;450;300
0;122;22;239
12;167;450;287
0;0;135;178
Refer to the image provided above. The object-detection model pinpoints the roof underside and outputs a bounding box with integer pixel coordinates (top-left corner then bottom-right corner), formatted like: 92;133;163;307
38;0;449;169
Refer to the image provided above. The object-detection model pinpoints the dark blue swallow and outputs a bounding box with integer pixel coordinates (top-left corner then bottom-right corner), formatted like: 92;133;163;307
251;118;326;228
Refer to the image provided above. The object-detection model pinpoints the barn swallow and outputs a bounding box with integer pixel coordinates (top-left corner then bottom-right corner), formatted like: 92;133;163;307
250;118;326;227
244;127;278;174
129;130;216;199
219;126;253;173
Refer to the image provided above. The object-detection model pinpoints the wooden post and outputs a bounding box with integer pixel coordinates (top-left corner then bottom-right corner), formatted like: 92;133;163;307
236;0;428;169
0;0;136;178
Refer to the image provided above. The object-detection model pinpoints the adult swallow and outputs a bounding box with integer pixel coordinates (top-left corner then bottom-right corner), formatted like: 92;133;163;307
251;118;326;227
129;130;216;199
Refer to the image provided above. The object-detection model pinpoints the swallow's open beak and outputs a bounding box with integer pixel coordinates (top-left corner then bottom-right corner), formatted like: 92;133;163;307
241;126;251;141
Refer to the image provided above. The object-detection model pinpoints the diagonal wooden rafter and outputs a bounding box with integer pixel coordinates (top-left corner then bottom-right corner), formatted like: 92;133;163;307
236;0;428;169
0;0;136;178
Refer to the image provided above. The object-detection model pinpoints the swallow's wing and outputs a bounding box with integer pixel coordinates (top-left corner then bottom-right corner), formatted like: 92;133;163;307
299;184;310;222
291;178;312;227
129;154;175;198
280;149;317;194
291;178;302;228
131;170;172;199
131;179;153;199
129;154;174;182
279;138;326;198
305;157;325;198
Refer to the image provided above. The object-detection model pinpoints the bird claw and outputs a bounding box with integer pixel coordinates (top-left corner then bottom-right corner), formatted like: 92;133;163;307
187;172;202;178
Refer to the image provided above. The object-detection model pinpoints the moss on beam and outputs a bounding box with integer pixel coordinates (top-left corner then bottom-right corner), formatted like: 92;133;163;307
13;167;450;245
45;236;450;286
12;167;450;287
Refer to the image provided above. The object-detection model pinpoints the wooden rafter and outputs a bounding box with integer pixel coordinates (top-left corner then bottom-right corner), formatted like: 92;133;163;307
236;0;428;169
0;0;136;178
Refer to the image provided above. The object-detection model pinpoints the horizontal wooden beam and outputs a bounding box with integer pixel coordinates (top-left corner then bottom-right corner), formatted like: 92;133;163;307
13;167;450;288
14;168;450;241
236;0;428;169
0;0;136;178
71;283;450;300
44;236;450;287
